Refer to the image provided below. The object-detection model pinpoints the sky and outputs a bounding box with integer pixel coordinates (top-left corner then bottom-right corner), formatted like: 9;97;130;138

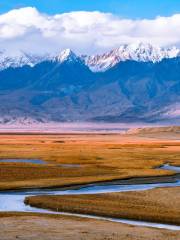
0;1;180;55
1;0;180;18
0;0;180;19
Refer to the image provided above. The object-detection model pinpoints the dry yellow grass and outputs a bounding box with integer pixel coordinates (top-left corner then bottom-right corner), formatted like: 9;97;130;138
0;213;179;240
25;186;180;225
0;131;180;240
0;133;179;190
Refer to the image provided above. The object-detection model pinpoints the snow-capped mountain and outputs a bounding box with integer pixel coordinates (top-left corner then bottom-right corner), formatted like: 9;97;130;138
0;43;180;72
84;43;180;72
55;49;81;63
0;50;52;70
0;49;82;70
0;45;179;124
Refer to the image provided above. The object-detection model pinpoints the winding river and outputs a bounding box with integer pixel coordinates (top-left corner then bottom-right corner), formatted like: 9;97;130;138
0;161;180;231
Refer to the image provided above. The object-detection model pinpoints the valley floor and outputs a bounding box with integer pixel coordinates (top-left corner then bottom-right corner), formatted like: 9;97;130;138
25;186;180;225
0;127;179;239
0;214;180;240
0;130;179;190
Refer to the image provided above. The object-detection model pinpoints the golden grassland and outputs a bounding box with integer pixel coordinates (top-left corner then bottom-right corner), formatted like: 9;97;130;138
0;214;180;240
0;133;179;190
0;130;180;239
25;186;180;225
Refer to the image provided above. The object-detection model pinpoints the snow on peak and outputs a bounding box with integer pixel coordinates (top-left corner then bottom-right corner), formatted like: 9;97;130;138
56;49;79;63
0;43;180;72
0;48;80;71
84;43;180;72
0;50;51;70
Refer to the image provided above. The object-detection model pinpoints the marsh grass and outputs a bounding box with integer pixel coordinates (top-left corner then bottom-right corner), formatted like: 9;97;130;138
25;187;180;225
0;133;179;190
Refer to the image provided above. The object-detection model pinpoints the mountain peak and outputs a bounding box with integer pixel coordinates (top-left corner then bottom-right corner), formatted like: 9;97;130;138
0;43;180;72
56;49;78;63
0;50;49;70
85;43;180;72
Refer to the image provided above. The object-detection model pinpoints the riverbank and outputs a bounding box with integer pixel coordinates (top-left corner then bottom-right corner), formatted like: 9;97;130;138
0;213;179;240
25;186;180;226
0;129;180;239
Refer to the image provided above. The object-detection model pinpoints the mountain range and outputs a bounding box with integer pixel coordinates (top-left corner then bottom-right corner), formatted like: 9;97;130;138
0;43;179;124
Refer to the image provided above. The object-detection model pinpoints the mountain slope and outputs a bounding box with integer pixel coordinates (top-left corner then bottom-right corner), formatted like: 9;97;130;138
0;45;179;123
1;43;180;72
83;43;180;72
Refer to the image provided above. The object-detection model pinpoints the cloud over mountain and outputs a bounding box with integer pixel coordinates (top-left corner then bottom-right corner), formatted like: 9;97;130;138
0;7;180;54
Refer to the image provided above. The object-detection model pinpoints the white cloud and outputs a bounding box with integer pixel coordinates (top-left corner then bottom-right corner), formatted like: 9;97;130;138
0;7;180;55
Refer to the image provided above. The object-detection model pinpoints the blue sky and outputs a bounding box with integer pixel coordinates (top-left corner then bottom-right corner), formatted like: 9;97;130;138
0;0;180;18
0;1;180;55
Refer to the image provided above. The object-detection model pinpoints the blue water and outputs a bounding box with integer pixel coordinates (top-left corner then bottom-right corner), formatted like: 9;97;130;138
159;164;180;172
0;159;46;164
0;164;180;231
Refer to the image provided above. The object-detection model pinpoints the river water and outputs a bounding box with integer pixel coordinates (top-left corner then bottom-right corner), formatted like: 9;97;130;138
0;163;180;231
